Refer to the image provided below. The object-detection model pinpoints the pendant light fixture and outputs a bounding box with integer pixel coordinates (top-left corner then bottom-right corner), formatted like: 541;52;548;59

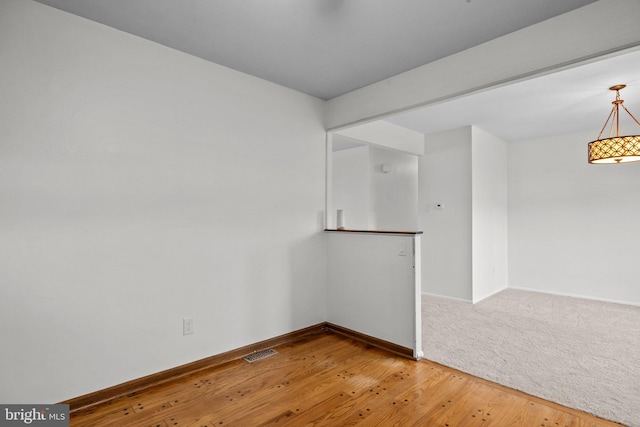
588;84;640;164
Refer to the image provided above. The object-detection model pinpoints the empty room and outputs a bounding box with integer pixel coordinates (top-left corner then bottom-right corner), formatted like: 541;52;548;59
1;0;640;426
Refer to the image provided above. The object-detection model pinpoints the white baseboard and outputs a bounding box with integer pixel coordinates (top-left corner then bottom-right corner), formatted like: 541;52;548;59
421;292;472;304
422;288;508;304
472;286;508;304
508;286;640;308
423;286;640;307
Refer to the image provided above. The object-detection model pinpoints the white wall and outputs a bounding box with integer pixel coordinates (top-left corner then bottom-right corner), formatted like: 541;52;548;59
419;126;508;303
332;145;419;231
333;121;424;155
471;127;508;302
332;146;371;229
508;130;640;305
0;0;327;403
326;232;420;355
370;147;419;231
419;128;473;301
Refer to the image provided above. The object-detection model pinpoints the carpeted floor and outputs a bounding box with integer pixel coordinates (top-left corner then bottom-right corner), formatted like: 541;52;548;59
422;288;640;427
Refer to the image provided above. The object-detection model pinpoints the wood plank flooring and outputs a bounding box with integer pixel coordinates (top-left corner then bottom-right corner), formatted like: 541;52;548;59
70;332;622;427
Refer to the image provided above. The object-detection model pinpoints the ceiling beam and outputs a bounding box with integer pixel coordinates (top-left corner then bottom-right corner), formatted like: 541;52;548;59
324;0;640;131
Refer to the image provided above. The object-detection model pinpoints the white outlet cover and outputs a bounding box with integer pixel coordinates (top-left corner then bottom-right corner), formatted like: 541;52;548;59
183;318;194;335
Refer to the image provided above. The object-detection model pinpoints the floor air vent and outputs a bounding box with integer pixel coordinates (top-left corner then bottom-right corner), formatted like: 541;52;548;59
243;348;277;363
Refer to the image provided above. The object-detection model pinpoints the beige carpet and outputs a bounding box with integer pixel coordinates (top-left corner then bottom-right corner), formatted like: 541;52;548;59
422;289;640;427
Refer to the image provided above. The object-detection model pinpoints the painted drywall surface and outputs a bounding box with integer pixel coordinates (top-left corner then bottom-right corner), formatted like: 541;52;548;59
471;127;508;302
332;146;371;230
0;0;326;403
332;146;419;231
334;121;424;155
326;233;417;351
419;128;473;301
508;130;640;305
369;147;419;231
325;0;640;130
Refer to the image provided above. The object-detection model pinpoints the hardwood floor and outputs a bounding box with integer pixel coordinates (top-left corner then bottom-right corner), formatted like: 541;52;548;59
70;332;621;427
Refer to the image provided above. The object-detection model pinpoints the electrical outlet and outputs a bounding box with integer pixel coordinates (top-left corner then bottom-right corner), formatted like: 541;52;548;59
183;318;194;335
398;241;406;256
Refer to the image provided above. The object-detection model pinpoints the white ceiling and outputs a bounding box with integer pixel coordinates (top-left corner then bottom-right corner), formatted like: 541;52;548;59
385;48;640;142
32;0;640;142
34;0;598;100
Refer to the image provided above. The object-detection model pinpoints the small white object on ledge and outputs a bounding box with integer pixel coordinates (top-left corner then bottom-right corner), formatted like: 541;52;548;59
337;209;345;230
